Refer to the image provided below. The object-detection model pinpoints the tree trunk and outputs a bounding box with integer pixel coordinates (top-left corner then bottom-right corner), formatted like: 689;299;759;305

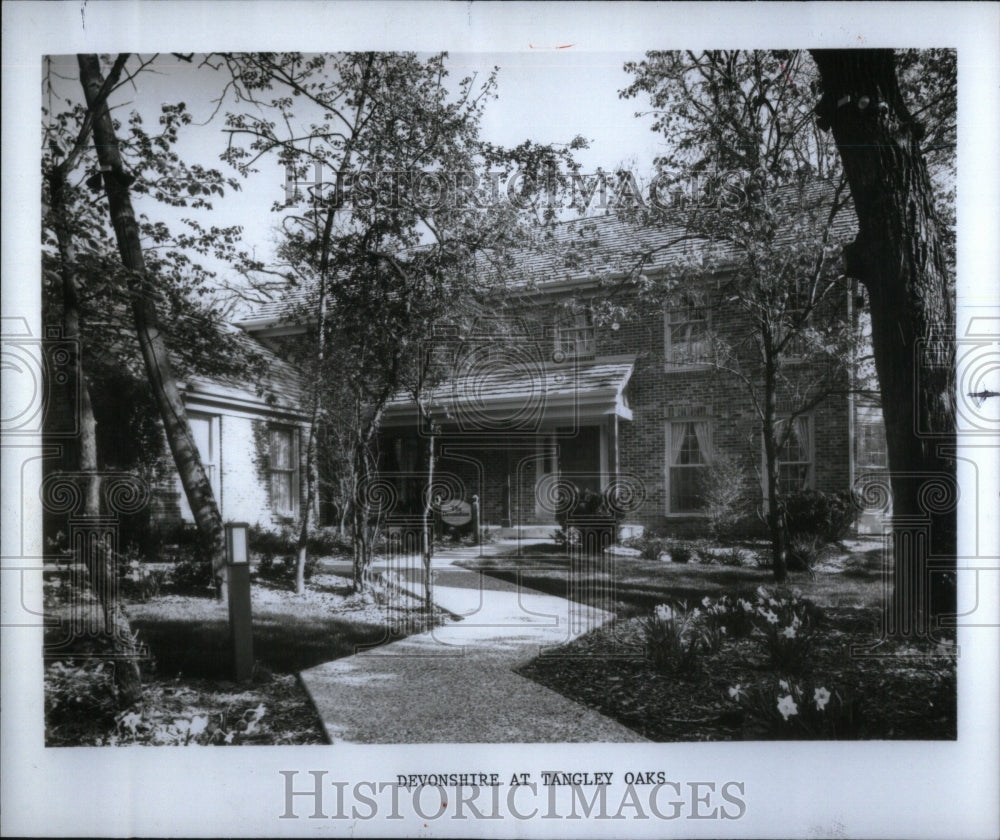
421;424;437;612
77;54;229;601
811;49;957;632
48;165;142;705
761;345;787;581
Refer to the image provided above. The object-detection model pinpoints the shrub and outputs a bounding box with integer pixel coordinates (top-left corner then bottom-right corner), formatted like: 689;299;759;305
248;523;296;556
728;678;861;739
45;660;120;727
621;532;667;561
783;490;857;544
751;586;824;673
786;534;823;574
554;484;624;530
698;452;754;538
715;546;751;567
666;539;693;564
306;527;351;557
168;546;214;592
250;524;320;585
116;546;165;602
255;551;318;585
643;602;708;675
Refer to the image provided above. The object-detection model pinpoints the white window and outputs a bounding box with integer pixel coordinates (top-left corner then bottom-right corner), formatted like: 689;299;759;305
858;420;888;469
555;309;595;359
269;426;299;517
178;413;220;522
775;416;814;495
667;420;712;513
665;306;710;367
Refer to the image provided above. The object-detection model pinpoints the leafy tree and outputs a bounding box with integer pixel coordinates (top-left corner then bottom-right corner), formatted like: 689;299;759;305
222;52;579;598
619;50;856;579
45;54;260;613
810;49;957;630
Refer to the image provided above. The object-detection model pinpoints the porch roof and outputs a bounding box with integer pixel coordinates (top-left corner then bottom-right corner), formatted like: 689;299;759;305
381;355;636;430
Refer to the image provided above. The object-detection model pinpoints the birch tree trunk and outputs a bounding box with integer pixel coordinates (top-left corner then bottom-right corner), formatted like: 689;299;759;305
77;54;229;601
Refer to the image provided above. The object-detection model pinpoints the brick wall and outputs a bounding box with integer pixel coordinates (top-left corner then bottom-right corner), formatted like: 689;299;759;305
500;280;855;534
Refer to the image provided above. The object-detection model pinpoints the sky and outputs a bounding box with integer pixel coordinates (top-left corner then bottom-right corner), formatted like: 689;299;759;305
46;50;666;299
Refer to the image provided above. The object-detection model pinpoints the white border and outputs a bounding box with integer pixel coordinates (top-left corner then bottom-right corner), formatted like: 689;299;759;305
3;3;998;838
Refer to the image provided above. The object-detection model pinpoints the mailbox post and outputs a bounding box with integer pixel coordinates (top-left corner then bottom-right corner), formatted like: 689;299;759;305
225;522;254;682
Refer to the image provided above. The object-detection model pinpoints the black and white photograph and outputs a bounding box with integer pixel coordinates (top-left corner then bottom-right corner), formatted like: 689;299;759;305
3;2;999;838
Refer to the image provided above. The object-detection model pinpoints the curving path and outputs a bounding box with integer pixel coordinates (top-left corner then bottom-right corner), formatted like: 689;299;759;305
298;542;647;743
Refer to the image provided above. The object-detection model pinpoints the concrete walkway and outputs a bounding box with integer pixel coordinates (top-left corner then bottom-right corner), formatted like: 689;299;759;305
298;542;647;743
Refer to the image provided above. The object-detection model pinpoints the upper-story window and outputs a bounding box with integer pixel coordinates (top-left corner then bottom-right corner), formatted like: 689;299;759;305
776;282;817;358
554;309;595;359
664;305;711;367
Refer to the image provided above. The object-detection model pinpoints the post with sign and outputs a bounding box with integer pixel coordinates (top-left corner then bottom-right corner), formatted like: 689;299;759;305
225;522;254;682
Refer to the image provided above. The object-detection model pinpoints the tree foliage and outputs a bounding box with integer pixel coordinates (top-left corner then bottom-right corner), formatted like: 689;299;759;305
222;52;581;595
619;50;857;579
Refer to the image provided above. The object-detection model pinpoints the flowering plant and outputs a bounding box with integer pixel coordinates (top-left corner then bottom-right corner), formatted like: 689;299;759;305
750;586;823;673
642;601;707;676
727;677;858;739
699;593;757;639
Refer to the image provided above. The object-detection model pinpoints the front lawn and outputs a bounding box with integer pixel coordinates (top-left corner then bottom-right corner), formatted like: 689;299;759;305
44;561;439;746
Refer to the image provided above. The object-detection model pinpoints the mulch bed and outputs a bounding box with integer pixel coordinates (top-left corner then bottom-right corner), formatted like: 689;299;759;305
516;607;957;741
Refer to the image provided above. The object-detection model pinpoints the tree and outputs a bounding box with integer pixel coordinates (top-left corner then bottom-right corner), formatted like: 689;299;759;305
222;52;578;598
810;49;956;630
73;53;251;602
619;51;856;579
42;53;258;699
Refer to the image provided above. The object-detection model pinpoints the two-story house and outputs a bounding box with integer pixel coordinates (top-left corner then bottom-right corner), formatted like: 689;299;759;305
235;205;888;537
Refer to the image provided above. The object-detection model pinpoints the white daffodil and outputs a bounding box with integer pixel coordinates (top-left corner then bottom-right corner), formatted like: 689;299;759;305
777;694;799;720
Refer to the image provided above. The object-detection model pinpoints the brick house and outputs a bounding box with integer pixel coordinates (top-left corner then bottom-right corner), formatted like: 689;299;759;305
236;205;889;536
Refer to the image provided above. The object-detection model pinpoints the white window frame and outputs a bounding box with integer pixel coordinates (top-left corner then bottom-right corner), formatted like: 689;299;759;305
664;305;712;370
178;412;221;523
764;415;815;499
857;419;888;470
554;309;595;360
269;425;299;518
665;419;713;516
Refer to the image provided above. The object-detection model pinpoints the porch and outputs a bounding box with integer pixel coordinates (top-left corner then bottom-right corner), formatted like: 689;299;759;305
379;356;636;528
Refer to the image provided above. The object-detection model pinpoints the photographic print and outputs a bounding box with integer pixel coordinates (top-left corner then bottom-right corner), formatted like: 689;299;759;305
3;2;999;838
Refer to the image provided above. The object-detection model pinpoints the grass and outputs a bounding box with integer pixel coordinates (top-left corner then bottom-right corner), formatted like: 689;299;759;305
129;595;401;677
43;560;439;746
456;538;887;617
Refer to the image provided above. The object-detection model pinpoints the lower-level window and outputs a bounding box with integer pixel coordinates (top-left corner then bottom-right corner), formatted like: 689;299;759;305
776;416;814;495
270;426;298;516
667;420;712;513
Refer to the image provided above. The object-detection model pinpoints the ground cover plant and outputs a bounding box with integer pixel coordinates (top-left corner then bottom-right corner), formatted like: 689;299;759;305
458;537;956;741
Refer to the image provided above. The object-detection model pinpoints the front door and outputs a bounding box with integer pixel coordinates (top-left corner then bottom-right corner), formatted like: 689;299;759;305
558;425;602;494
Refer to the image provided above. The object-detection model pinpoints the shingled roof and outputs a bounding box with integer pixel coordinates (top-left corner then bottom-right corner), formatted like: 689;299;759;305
181;327;308;418
236;179;855;330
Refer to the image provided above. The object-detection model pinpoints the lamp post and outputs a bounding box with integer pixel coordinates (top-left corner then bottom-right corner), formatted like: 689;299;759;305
225;522;254;682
